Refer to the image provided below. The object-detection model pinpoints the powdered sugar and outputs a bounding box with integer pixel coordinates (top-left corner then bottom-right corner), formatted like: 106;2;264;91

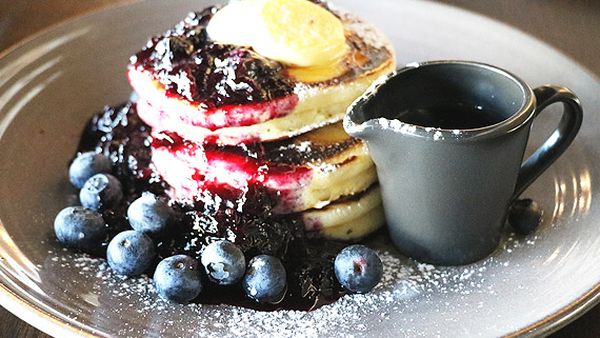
41;232;538;337
371;117;466;141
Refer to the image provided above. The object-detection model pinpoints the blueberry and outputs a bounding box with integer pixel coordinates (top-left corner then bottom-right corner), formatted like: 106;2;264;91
54;206;106;252
154;255;202;304
201;240;245;285
69;152;112;189
127;192;175;236
242;255;287;304
80;173;123;211
184;26;208;49
153;35;194;66
154;255;203;303
107;230;156;276
334;245;383;294
508;198;543;235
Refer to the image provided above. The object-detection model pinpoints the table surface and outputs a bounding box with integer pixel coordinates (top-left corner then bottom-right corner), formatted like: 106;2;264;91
0;0;599;337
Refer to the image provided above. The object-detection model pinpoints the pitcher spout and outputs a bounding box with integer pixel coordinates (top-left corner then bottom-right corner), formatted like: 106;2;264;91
342;112;370;140
343;70;399;141
343;94;376;141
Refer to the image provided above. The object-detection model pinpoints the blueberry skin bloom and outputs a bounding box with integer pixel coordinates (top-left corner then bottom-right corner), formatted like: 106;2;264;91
334;245;383;294
201;240;246;285
69;152;112;189
80;173;123;211
127;192;175;236
107;230;156;276
243;255;287;304
54;206;106;252
154;255;203;303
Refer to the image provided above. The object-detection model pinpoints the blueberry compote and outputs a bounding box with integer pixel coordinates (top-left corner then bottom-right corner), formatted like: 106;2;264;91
129;4;393;107
130;7;295;107
77;102;347;310
77;102;165;253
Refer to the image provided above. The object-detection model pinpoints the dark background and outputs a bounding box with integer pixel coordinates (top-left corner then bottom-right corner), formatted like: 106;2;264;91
0;0;599;337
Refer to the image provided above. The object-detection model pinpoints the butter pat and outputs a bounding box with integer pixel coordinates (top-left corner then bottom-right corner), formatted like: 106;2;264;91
205;0;263;48
207;0;349;67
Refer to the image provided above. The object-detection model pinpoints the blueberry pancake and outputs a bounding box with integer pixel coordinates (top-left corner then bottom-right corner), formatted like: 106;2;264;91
128;0;395;145
67;0;395;310
151;122;377;214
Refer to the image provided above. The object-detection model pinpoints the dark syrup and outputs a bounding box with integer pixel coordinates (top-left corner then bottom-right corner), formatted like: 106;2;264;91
396;102;504;129
76;102;347;310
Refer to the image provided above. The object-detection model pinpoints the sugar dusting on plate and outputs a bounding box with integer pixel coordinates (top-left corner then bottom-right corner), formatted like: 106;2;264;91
42;232;537;337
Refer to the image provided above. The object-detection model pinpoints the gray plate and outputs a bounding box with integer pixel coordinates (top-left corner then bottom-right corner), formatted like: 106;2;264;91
1;0;599;337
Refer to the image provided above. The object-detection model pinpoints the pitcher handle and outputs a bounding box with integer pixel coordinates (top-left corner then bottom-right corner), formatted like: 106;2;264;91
513;85;583;198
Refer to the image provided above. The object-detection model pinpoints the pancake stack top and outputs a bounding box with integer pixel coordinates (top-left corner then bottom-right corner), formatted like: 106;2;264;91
126;0;396;240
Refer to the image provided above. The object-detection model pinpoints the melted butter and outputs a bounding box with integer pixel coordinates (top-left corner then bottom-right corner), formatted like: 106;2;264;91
207;0;348;68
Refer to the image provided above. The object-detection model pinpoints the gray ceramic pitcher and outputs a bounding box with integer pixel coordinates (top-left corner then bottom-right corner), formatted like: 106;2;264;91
344;61;583;265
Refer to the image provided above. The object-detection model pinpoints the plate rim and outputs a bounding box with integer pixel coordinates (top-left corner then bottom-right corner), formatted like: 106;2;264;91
0;280;92;338
0;0;599;337
0;0;141;64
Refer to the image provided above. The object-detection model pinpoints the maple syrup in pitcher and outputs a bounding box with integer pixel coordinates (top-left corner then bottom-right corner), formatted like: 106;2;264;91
395;101;504;129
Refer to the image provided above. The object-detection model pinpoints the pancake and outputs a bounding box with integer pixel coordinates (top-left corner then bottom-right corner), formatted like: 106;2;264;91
129;6;395;145
126;2;392;241
303;185;384;240
151;123;377;214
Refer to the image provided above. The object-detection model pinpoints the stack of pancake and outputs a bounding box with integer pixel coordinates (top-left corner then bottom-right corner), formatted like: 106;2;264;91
127;1;396;240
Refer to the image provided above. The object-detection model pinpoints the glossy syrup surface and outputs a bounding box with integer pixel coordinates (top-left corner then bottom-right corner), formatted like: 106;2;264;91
76;102;347;310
